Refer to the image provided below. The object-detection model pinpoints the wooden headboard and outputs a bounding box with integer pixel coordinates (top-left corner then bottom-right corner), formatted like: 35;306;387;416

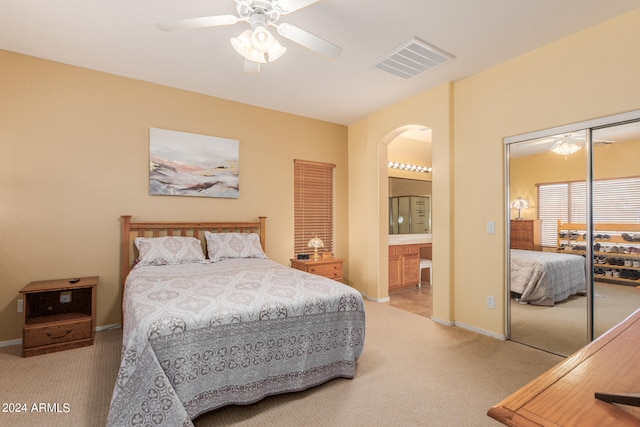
120;215;267;289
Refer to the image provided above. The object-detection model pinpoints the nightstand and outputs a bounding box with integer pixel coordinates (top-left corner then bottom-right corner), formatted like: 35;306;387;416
290;258;344;282
19;276;98;357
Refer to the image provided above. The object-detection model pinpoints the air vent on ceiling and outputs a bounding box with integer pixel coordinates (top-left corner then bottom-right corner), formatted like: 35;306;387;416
372;37;455;80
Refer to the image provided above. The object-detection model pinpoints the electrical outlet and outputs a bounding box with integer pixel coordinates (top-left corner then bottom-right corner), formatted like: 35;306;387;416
17;299;24;313
486;295;496;309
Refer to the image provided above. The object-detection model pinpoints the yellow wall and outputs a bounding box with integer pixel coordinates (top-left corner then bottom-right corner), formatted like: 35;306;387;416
452;8;640;335
348;83;454;323
387;135;433;181
348;7;640;336
0;50;348;342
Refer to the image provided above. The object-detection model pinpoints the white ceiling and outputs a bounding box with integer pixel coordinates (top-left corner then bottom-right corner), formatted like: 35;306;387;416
1;1;638;126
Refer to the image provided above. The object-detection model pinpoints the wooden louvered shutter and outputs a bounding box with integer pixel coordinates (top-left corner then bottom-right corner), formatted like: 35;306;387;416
294;159;335;256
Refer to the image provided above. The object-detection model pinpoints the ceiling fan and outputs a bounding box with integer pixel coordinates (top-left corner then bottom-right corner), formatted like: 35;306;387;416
156;0;342;73
521;132;615;155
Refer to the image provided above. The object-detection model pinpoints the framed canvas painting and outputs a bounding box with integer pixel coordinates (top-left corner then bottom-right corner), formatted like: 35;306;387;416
149;128;239;198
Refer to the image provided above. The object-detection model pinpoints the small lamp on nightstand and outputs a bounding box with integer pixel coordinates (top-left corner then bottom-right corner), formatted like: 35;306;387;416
510;196;529;220
308;236;324;261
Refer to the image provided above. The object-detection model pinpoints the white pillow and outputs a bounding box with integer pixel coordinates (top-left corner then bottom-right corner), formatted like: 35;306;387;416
135;236;206;266
205;232;267;262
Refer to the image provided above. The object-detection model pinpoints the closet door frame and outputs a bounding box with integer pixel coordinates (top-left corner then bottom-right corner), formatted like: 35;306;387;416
504;109;640;344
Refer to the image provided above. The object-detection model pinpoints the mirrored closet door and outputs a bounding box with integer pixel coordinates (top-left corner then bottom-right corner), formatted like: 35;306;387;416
592;121;640;340
506;111;640;356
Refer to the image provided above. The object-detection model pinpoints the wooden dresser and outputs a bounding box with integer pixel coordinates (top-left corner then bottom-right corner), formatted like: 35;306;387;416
510;219;541;251
488;308;640;426
290;258;344;282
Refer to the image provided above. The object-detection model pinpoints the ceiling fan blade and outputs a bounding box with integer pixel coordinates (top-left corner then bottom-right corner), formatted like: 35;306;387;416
275;0;322;14
277;23;342;58
155;15;239;31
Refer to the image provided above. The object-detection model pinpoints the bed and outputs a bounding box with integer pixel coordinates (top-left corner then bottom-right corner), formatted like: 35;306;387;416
510;249;587;306
107;216;366;427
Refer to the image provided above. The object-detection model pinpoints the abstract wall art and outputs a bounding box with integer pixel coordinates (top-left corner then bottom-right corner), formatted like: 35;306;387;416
149;128;239;198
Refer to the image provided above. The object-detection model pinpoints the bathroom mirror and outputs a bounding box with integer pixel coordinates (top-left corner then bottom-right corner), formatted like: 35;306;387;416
389;178;431;235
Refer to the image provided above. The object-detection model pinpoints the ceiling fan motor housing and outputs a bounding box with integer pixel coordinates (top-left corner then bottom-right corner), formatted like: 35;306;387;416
237;0;281;25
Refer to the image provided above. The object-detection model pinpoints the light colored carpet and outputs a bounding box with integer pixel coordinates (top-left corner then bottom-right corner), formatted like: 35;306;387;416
0;300;563;427
510;281;640;356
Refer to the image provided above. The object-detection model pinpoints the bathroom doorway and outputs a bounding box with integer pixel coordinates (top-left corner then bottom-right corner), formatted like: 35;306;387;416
386;127;433;316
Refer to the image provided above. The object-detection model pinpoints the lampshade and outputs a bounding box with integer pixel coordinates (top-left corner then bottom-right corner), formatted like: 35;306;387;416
551;138;582;155
510;197;529;220
231;28;286;65
308;236;324;261
308;236;324;249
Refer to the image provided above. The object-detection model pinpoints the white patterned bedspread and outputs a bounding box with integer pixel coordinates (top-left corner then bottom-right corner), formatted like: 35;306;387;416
510;249;587;306
108;258;365;426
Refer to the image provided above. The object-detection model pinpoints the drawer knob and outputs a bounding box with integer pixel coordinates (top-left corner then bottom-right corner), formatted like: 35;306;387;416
47;329;72;339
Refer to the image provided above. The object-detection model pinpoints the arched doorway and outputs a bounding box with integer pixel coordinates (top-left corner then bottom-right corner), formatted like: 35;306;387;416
383;125;433;317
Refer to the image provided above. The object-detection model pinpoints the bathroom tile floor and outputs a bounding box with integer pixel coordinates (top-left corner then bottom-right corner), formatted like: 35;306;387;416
387;282;433;318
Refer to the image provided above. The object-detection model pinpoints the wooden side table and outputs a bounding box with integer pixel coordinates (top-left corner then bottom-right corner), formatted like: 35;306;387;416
290;258;344;282
19;276;98;357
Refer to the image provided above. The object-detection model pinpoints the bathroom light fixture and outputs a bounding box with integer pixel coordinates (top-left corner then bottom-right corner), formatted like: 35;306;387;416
388;161;432;173
510;197;529;220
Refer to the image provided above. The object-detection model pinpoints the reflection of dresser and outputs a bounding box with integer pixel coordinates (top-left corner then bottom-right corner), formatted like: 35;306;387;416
510;220;541;251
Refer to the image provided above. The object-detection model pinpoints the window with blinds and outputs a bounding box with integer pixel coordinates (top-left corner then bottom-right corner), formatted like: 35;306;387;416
537;176;640;247
294;159;335;256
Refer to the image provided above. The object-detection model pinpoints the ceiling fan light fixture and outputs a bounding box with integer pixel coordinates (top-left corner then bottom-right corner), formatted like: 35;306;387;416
231;29;253;58
231;29;286;64
250;24;275;52
551;139;582;155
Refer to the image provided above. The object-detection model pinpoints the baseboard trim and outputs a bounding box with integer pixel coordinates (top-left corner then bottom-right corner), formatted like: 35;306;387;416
364;295;390;303
431;316;455;327
97;324;121;332
0;338;21;348
455;321;506;341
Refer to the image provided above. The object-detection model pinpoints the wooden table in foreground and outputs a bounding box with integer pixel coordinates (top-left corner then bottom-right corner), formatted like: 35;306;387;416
488;308;640;426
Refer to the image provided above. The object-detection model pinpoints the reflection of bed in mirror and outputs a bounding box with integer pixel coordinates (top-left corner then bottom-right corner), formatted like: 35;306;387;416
510;249;587;306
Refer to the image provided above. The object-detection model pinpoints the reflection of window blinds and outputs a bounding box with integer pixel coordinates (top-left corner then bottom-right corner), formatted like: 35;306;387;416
538;184;568;247
538;177;640;247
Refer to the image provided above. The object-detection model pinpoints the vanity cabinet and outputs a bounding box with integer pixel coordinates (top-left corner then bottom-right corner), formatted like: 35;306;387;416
389;243;431;290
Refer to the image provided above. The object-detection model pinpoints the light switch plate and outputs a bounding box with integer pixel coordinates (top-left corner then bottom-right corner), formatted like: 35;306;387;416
487;221;496;234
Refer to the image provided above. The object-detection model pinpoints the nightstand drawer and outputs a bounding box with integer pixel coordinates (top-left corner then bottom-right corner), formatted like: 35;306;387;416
308;263;343;279
23;318;92;349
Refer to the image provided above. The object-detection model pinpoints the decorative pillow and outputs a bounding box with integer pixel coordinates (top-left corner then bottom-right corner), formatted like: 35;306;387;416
135;236;206;266
205;232;267;262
